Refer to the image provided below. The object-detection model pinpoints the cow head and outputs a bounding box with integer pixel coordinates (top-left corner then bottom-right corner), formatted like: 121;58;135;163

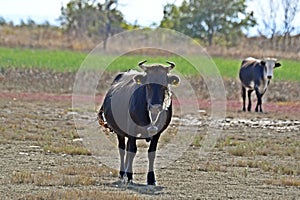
133;60;180;134
260;58;281;80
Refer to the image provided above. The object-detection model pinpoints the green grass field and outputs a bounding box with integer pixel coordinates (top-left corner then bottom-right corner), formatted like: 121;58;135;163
0;47;86;71
0;47;299;81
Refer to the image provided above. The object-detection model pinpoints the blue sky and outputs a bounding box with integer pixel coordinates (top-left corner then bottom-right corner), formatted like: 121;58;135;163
0;0;299;36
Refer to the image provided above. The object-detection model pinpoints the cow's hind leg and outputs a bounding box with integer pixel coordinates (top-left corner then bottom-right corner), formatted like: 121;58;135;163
117;134;125;179
247;89;253;112
147;133;161;185
124;136;137;183
241;86;246;111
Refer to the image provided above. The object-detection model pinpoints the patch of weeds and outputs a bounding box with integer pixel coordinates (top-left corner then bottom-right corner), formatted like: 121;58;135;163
191;135;204;147
160;127;177;145
255;139;300;157
61;175;97;186
21;189;139;200
215;136;243;150
270;164;300;176
236;160;263;168
137;140;149;148
228;143;256;157
235;160;300;176
218;136;300;158
199;162;227;172
266;177;300;186
23;133;48;142
10;171;35;184
10;171;97;186
59;165;118;177
43;144;91;155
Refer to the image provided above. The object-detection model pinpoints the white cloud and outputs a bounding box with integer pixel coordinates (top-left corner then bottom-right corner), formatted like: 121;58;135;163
0;0;69;24
118;0;182;26
0;0;183;26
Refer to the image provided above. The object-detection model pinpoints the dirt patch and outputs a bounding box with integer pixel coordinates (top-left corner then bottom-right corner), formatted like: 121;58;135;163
0;68;299;199
1;68;300;101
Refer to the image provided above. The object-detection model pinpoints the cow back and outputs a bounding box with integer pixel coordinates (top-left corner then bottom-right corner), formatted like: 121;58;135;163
239;59;264;89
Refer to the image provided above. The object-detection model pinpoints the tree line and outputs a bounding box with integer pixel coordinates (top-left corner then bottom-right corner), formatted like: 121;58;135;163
1;0;299;48
58;0;257;47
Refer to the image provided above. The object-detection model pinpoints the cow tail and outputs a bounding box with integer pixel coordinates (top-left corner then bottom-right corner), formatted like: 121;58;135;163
97;106;114;133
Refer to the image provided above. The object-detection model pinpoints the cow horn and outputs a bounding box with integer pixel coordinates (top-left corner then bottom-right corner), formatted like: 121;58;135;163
166;61;175;70
138;60;147;71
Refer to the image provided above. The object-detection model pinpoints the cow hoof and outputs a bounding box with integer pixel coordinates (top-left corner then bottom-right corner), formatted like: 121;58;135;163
127;179;133;185
119;171;125;178
147;171;156;185
147;181;156;186
123;176;133;185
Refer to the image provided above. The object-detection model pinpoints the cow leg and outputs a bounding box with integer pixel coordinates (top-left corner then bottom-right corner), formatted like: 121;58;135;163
247;90;253;112
117;134;125;179
254;87;263;112
124;136;137;183
147;133;161;185
241;86;246;111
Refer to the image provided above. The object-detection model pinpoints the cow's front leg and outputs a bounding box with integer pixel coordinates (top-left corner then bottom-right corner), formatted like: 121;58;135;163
254;87;263;112
125;136;137;183
117;134;125;179
147;133;160;185
247;89;253;112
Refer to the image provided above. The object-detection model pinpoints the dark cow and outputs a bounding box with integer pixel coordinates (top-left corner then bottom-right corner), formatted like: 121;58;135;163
98;61;180;185
239;57;281;112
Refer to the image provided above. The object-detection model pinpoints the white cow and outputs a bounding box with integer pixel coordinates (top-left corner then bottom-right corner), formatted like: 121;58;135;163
239;57;281;112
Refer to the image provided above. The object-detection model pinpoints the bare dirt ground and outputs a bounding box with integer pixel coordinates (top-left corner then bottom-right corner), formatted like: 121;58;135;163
0;68;300;199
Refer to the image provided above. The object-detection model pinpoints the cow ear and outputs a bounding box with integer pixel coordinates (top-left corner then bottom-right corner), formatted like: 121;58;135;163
260;61;266;65
168;75;180;86
133;74;145;85
275;62;281;68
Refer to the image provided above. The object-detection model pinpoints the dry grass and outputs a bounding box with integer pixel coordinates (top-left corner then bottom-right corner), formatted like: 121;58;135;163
137;140;149;148
0;99;91;156
159;126;178;145
217;135;300;158
200;162;227;173
0;25;96;51
10;171;96;186
215;135;243;150
21;190;139;200
59;165;118;177
217;134;300;185
227;140;300;157
235;160;300;176
191;134;205;147
265;177;300;187
43;144;91;155
10;165;118;187
1;25;300;60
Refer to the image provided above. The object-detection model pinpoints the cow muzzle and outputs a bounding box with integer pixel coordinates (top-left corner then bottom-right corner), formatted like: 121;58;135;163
147;104;163;136
267;75;272;79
